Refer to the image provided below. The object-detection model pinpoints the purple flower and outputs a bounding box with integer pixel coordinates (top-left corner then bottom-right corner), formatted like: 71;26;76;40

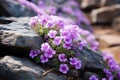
38;15;48;25
63;43;71;49
86;35;96;42
117;71;120;79
103;69;113;79
56;20;65;28
53;36;62;45
47;6;57;15
69;57;78;66
89;75;98;80
58;53;67;62
46;21;54;28
91;41;99;51
60;30;69;37
48;30;57;38
41;43;50;52
44;48;56;58
75;60;82;69
80;30;90;36
40;55;48;63
29;16;38;26
102;51;113;61
59;64;69;74
78;40;87;50
63;37;72;44
29;50;39;58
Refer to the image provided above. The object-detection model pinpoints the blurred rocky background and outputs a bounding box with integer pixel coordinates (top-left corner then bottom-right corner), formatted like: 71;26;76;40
77;0;120;64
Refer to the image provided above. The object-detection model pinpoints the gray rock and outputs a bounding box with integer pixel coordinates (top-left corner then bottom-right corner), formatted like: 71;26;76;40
77;47;105;70
82;72;100;80
0;0;36;17
0;17;43;50
0;56;67;80
91;5;120;23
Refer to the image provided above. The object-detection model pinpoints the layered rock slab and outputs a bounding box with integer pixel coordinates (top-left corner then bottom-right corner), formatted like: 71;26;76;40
0;56;66;80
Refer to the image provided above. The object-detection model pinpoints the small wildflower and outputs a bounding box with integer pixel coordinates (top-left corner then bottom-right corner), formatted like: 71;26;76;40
58;53;67;62
29;50;39;58
29;16;38;26
41;43;50;52
63;43;71;49
48;30;57;38
53;36;62;45
69;57;78;66
59;64;69;74
40;55;48;63
44;48;56;58
75;60;82;69
78;40;87;50
63;37;72;44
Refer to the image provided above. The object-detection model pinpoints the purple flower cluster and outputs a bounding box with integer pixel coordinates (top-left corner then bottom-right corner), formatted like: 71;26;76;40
80;29;99;51
103;69;113;80
34;0;93;32
28;14;100;76
38;42;56;63
102;51;120;80
29;15;98;51
70;57;82;69
17;0;93;32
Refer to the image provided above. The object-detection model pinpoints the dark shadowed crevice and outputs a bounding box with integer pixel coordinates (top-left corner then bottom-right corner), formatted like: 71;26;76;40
0;44;30;57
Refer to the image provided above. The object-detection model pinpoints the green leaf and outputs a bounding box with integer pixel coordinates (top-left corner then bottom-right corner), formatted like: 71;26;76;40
35;56;41;63
38;29;44;35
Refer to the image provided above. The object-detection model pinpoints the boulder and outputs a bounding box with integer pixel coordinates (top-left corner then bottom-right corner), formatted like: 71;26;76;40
0;0;36;17
91;5;120;23
78;47;105;70
0;56;67;80
0;17;43;56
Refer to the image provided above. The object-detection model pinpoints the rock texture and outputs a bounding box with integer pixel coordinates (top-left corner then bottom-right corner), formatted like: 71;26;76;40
0;56;66;80
91;5;120;23
0;0;36;17
0;17;43;50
